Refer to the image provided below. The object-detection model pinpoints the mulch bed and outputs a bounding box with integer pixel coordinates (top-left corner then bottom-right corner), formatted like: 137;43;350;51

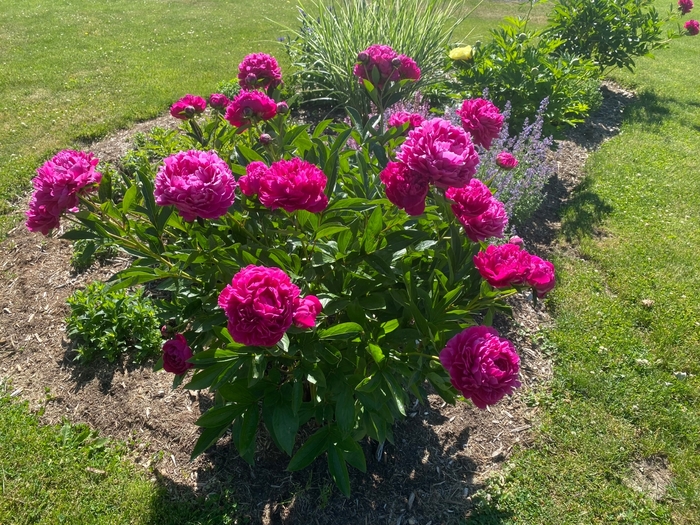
0;82;634;524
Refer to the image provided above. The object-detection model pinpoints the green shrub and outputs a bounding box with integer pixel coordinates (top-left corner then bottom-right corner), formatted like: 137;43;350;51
66;282;163;363
452;17;602;127
546;0;667;72
121;127;190;176
214;78;241;101
284;0;466;113
70;234;117;273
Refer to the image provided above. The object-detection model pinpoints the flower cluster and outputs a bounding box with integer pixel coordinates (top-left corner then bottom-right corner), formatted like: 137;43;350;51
154;150;236;221
456;98;504;150
208;93;231;111
218;265;321;347
685;19;699;35
353;45;420;89
440;326;521;409
237;53;283;91
225;90;278;127
170;94;207;120
26;150;102;235
446;179;508;242
496;152;518;170
474;242;556;298
162;334;194;375
679;0;693;15
387;111;425;131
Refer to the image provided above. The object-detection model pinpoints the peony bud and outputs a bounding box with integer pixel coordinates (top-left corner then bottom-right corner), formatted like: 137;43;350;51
184;105;196;118
509;235;524;246
242;106;254;118
391;56;402;67
276;101;289;115
357;51;369;63
245;72;257;86
259;133;272;145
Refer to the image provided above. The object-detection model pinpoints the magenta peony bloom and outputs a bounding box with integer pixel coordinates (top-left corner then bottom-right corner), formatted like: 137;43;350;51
353;45;420;89
496;152;519;170
379;161;430;216
293;295;323;328
218;265;300;347
457;199;508;242
237;53;283;91
26;150;102;235
225;90;277;127
208;93;231;110
238;161;268;197
527;255;556;298
397;54;421;81
258;158;328;213
440;325;521;409
154;150;236;221
397;118;480;189
170;94;207;120
388;111;425;131
679;0;694;15
456;98;504;150
685;19;700;35
446;178;494;218
473;243;532;288
162;334;194;375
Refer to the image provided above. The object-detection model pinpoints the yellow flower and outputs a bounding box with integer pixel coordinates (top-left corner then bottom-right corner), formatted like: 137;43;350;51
449;46;474;61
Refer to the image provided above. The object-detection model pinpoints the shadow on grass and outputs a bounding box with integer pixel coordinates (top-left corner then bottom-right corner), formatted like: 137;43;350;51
622;90;672;129
558;176;614;243
140;408;514;525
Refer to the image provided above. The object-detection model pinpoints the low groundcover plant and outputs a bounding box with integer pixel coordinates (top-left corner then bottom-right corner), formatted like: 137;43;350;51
27;50;555;496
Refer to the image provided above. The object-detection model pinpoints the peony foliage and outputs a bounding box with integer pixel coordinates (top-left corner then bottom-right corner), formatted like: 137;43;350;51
28;51;555;496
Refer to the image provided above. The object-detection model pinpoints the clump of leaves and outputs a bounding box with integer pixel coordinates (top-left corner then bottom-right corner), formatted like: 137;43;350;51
70;235;117;273
66;282;163;363
121;127;190;176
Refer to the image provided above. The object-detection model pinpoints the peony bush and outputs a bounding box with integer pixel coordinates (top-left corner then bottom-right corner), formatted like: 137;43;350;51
28;51;555;496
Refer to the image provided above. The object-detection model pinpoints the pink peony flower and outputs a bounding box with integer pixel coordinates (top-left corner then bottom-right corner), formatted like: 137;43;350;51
238;161;268;197
685;19;699;35
496;152;519;170
162;334;194;375
446;178;494;218
218;265;300;346
473;243;532;288
678;0;693;15
379;161;430;216
457;199;508;242
170;94;207;120
208;93;231;110
388;111;425;131
237;53;283;91
439;325;521;409
293;295;323;328
456;98;504;150
353;45;420;89
225;90;277;127
154;150;236;221
527;255;556;298
396;118;480;189
258;158;328;213
26;150;102;235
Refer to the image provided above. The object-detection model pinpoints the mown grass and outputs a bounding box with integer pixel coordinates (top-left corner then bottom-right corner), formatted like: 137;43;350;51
469;11;700;524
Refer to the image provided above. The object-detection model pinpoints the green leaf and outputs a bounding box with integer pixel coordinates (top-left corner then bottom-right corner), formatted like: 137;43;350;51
60;229;101;241
273;405;299;456
355;373;382;393
335;385;355;434
315;225;349;240
121;184;139;213
190;424;229;460
327;442;351;497
287;426;330;471
339;437;366;473
382;373;407;417
237;405;259;463
318;322;363;340
380;319;400;335
363;206;383;254
367;343;385;365
195;404;245;427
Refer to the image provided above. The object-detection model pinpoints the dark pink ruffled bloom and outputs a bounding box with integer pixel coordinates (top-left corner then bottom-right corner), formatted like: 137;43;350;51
397;118;480;189
208;93;231;110
457;98;504;150
170;94;207;120
237;53;283;91
238;161;268;197
440;326;521;409
379;161;430;216
26;150;102;235
225;91;277;127
388;111;425;131
218;265;300;347
258;158;328;213
685;19;699;35
473;243;532;288
154;150;236;221
679;0;693;15
293;295;323;328
527;255;556;298
446;178;494;218
496;152;519;170
458;199;508;242
162;334;194;375
353;45;420;89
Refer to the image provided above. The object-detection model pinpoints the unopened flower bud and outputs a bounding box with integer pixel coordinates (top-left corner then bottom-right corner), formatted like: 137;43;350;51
161;325;169;337
509;236;524;247
391;57;402;67
245;72;257;85
242;107;254;118
259;133;272;145
357;51;369;63
276;101;289;115
184;105;196;118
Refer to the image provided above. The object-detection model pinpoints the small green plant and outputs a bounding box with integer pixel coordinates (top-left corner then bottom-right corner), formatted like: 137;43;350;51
70;235;117;273
66;282;163;363
451;17;602;127
214;78;242;101
121;127;191;177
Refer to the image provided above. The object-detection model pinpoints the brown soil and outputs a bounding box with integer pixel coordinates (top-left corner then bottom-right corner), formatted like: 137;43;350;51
0;82;635;524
